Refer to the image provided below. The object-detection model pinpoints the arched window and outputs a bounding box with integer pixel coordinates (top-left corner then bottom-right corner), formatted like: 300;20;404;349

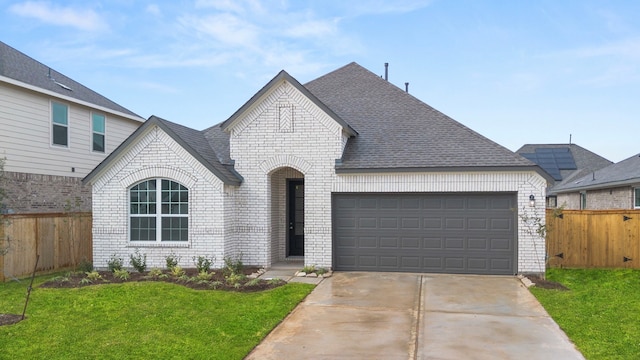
130;179;188;242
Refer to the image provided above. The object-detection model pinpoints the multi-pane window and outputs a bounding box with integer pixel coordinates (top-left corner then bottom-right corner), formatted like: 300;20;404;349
635;188;640;209
580;192;587;210
52;102;68;146
130;179;188;242
92;113;105;153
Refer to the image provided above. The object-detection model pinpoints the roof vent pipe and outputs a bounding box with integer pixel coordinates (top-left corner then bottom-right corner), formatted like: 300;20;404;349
405;82;409;93
384;62;388;81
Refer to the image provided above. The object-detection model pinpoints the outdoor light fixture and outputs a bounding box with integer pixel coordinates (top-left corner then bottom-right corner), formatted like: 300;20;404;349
529;194;535;207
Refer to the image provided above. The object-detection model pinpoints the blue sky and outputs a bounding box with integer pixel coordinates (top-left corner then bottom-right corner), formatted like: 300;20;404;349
2;0;638;162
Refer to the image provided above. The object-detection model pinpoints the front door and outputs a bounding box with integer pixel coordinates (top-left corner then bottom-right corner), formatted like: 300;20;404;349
288;180;304;256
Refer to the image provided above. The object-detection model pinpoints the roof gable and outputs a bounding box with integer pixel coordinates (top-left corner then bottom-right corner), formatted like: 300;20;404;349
553;152;640;193
221;70;357;136
83;116;242;186
516;144;613;189
305;62;538;172
0;41;142;121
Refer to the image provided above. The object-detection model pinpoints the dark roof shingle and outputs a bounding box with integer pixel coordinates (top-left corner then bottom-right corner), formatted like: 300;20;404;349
0;41;141;119
305;62;535;170
552;152;640;193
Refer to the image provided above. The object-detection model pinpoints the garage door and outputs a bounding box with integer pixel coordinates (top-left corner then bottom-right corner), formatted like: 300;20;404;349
332;193;517;275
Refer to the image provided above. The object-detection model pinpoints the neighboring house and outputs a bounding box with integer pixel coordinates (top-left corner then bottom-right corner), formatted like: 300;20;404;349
552;152;640;210
0;41;144;213
516;144;612;207
84;62;549;275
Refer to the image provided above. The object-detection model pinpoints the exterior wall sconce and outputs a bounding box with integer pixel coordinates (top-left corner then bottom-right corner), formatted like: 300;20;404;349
529;194;535;207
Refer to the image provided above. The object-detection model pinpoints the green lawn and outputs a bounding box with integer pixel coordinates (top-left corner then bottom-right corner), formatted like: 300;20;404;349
531;268;640;360
0;275;314;359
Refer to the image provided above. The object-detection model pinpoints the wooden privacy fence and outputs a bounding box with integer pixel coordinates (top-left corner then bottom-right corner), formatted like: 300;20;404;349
0;212;92;281
546;209;640;269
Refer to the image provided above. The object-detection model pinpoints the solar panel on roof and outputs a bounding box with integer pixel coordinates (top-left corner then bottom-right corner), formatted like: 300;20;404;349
519;147;578;181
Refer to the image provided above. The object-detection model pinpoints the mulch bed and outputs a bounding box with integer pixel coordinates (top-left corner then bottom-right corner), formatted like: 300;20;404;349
526;275;569;290
0;314;23;326
1;267;284;327
38;267;283;292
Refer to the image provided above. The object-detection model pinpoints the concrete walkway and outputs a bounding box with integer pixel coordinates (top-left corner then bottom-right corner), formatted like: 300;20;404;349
246;272;584;360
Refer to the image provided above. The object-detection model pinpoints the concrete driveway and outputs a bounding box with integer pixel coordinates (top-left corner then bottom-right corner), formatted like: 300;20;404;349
246;272;584;360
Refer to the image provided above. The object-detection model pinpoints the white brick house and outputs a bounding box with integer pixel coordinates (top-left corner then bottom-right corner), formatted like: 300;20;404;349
84;63;550;275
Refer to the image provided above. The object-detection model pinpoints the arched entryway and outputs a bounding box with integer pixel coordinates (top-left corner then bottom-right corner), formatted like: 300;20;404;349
269;167;304;263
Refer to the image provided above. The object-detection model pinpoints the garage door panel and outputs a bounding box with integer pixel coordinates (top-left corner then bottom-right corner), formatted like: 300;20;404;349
333;193;516;274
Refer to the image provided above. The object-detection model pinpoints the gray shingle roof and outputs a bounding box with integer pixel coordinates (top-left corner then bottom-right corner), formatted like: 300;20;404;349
86;62;548;186
516;144;612;191
84;116;242;185
305;62;536;171
0;41;141;119
552;152;640;193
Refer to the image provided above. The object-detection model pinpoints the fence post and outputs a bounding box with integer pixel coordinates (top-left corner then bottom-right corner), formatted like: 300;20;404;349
0;215;5;282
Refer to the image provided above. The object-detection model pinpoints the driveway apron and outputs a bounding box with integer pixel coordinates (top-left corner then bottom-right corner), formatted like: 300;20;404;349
245;272;584;360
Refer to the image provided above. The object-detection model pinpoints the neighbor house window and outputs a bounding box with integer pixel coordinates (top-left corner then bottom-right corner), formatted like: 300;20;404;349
51;102;68;147
580;192;587;210
635;188;640;209
92;113;105;153
130;179;188;242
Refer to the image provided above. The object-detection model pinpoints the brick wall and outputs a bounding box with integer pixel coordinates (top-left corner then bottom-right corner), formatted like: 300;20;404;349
91;126;230;270
557;187;633;210
1;171;91;214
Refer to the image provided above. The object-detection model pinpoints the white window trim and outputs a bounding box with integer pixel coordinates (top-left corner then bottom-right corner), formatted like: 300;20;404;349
580;191;587;210
129;178;190;244
51;100;70;148
634;188;640;209
91;112;106;153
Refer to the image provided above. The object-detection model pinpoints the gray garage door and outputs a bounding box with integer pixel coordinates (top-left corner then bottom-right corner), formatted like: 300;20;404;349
332;193;517;275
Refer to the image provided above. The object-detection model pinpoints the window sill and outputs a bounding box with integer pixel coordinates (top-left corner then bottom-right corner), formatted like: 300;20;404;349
128;242;190;248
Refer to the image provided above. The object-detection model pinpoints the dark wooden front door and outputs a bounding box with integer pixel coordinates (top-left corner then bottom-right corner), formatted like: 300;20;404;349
288;180;304;256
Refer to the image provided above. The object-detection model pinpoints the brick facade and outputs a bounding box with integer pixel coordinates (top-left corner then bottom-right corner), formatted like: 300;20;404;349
91;79;548;274
92;126;231;270
1;171;91;213
557;186;633;210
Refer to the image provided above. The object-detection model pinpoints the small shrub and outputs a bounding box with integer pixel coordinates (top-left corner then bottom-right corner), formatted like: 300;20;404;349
129;248;147;273
170;265;185;278
165;253;180;270
302;265;316;273
316;267;328;275
244;278;261;287
147;267;163;278
223;255;244;277
79;278;93;285
107;254;124;272
178;274;190;282
267;278;284;286
225;272;247;286
113;268;130;280
77;258;94;273
196;271;213;281
85;271;102;281
52;274;71;283
193;255;214;273
209;281;223;289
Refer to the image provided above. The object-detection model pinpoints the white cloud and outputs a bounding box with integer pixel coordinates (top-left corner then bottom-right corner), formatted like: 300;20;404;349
284;19;339;38
9;1;107;32
341;0;432;16
178;13;260;48
146;4;161;17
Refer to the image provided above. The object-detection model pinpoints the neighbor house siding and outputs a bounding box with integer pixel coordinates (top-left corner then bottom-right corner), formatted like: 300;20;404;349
333;171;548;274
0;83;140;178
558;186;633;210
557;192;580;210
91;126;231;270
